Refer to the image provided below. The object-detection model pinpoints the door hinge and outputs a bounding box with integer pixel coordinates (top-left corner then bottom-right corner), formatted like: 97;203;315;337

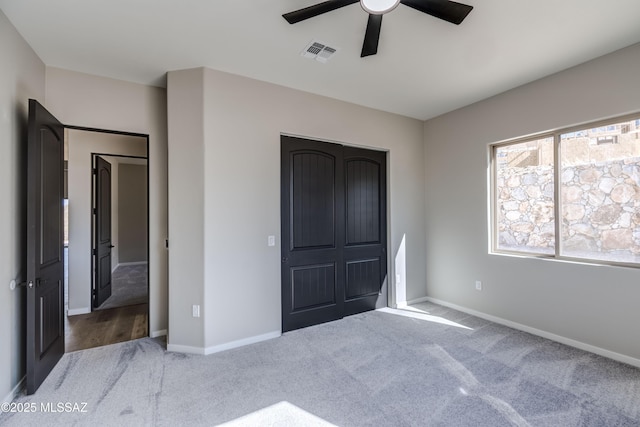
93;168;97;175
92;249;96;256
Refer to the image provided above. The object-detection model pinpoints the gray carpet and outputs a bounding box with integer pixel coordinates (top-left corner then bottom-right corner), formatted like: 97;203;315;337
3;302;640;426
96;264;148;310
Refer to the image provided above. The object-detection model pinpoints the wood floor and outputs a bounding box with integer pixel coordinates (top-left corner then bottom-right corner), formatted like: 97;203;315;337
65;303;148;352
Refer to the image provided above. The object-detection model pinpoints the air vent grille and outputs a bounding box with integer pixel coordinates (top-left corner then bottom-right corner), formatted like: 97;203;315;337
301;41;338;63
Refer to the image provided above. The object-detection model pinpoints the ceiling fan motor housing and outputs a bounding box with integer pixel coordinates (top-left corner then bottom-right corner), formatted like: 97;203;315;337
360;0;401;14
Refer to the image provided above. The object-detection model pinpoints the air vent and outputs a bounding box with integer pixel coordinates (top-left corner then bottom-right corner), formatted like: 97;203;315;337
301;41;338;63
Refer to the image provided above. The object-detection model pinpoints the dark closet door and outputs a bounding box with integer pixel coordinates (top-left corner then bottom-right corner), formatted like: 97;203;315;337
343;146;387;316
281;137;345;331
93;156;113;308
26;99;65;394
281;136;387;332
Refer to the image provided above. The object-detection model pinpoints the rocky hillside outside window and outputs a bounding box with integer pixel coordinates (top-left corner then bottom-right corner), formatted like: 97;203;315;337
491;116;640;267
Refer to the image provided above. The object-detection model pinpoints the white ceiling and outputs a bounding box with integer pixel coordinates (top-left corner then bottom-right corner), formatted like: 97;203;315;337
2;0;640;120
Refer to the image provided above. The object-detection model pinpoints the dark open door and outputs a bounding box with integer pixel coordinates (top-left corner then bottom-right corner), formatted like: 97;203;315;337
26;99;65;394
93;156;113;308
281;136;387;332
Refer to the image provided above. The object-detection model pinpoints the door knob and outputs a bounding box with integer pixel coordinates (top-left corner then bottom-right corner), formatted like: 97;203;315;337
15;280;35;289
9;280;31;290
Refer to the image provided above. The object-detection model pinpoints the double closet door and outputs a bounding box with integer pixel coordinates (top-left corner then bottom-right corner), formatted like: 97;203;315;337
281;136;387;332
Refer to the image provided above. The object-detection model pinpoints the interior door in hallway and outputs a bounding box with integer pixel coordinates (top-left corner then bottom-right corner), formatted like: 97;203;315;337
281;136;387;332
26;99;65;394
93;156;113;308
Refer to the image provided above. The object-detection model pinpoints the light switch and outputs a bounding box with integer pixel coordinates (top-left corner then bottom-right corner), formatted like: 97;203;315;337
268;235;276;247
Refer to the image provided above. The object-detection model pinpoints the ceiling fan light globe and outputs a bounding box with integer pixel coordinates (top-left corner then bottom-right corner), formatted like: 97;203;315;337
360;0;400;14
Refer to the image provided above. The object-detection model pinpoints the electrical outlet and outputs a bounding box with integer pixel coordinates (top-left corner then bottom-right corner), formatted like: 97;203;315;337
268;235;275;247
192;304;200;318
475;281;482;291
396;274;401;285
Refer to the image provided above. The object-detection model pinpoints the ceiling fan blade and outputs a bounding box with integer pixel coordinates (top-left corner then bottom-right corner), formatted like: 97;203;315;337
283;0;360;24
361;14;382;57
401;0;473;25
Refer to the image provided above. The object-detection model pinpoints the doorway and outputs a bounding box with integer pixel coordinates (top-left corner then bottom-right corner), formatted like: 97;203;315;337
64;129;149;351
281;136;388;332
25;100;155;393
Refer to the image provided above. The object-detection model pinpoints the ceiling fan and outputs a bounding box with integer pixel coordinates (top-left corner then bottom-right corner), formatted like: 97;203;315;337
283;0;473;57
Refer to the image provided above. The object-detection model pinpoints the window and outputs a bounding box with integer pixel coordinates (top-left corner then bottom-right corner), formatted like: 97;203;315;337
491;115;640;267
494;137;555;255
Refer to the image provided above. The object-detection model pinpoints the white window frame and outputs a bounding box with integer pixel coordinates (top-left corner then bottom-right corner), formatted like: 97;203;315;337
490;113;640;269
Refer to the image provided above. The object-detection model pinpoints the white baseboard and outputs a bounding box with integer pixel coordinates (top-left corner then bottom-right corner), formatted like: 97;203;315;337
167;331;281;356
166;344;205;355
396;296;429;308
3;376;24;404
150;329;167;338
116;261;148;268
423;296;640;369
204;331;281;355
67;307;91;316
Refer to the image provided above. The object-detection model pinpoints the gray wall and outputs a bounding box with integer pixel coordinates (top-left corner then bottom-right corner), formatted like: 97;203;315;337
0;9;46;404
423;42;640;363
167;68;206;350
167;67;425;353
118;163;147;263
